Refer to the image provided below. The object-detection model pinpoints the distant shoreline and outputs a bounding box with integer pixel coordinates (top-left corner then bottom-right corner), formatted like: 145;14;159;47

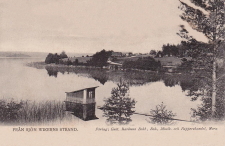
0;57;41;59
27;61;163;74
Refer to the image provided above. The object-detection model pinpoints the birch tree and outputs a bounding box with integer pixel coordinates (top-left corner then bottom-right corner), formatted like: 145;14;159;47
178;0;225;118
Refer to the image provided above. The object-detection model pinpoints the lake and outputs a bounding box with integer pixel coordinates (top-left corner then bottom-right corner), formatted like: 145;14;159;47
0;58;201;126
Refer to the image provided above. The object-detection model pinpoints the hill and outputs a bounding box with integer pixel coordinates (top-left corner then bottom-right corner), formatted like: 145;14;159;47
0;51;93;59
0;52;31;58
6;53;31;57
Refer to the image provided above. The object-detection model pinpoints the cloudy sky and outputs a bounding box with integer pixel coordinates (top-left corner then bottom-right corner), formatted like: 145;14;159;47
0;0;207;53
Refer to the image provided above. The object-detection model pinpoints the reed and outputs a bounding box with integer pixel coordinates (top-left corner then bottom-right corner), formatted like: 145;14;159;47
0;99;71;125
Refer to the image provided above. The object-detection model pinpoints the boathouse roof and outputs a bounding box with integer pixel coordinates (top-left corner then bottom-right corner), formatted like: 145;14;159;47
65;86;99;93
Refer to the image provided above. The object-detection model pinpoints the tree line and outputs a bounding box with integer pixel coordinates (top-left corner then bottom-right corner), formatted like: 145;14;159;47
45;49;162;71
122;57;161;71
45;51;68;64
150;41;216;58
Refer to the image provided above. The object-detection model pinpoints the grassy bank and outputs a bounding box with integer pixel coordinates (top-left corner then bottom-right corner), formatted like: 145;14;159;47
0;99;72;125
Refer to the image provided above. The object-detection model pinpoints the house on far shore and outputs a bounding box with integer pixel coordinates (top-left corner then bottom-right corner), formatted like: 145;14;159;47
122;52;133;57
106;60;123;70
61;56;92;64
155;56;183;72
111;52;123;57
134;54;153;58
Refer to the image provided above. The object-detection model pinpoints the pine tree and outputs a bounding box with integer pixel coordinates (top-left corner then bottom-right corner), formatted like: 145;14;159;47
102;80;136;125
178;0;225;118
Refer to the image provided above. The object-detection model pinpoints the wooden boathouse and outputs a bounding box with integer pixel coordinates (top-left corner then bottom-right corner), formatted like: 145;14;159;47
65;86;99;121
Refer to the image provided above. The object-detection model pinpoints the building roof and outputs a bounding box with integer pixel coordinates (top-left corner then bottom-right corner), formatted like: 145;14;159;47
154;56;182;66
122;52;132;55
134;54;153;58
107;61;122;66
110;56;140;64
111;52;122;57
65;86;99;93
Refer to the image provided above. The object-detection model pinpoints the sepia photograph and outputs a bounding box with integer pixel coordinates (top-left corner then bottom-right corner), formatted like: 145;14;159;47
0;0;224;145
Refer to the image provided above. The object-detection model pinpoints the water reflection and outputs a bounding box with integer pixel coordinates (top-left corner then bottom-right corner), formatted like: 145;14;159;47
163;77;179;87
90;70;109;85
45;66;109;84
44;66;196;89
43;65;202;123
46;67;58;77
31;63;225;123
0;58;208;125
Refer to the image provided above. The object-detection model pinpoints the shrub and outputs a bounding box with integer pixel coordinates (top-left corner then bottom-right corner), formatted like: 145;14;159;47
0;99;24;122
149;102;176;125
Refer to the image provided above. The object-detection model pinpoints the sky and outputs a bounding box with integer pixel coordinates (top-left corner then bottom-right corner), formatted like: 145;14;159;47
0;0;208;53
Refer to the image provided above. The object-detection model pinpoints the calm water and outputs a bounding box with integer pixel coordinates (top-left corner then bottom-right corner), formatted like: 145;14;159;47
0;58;201;125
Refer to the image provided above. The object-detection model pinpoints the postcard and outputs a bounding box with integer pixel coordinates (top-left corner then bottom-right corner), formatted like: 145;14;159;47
0;0;224;145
